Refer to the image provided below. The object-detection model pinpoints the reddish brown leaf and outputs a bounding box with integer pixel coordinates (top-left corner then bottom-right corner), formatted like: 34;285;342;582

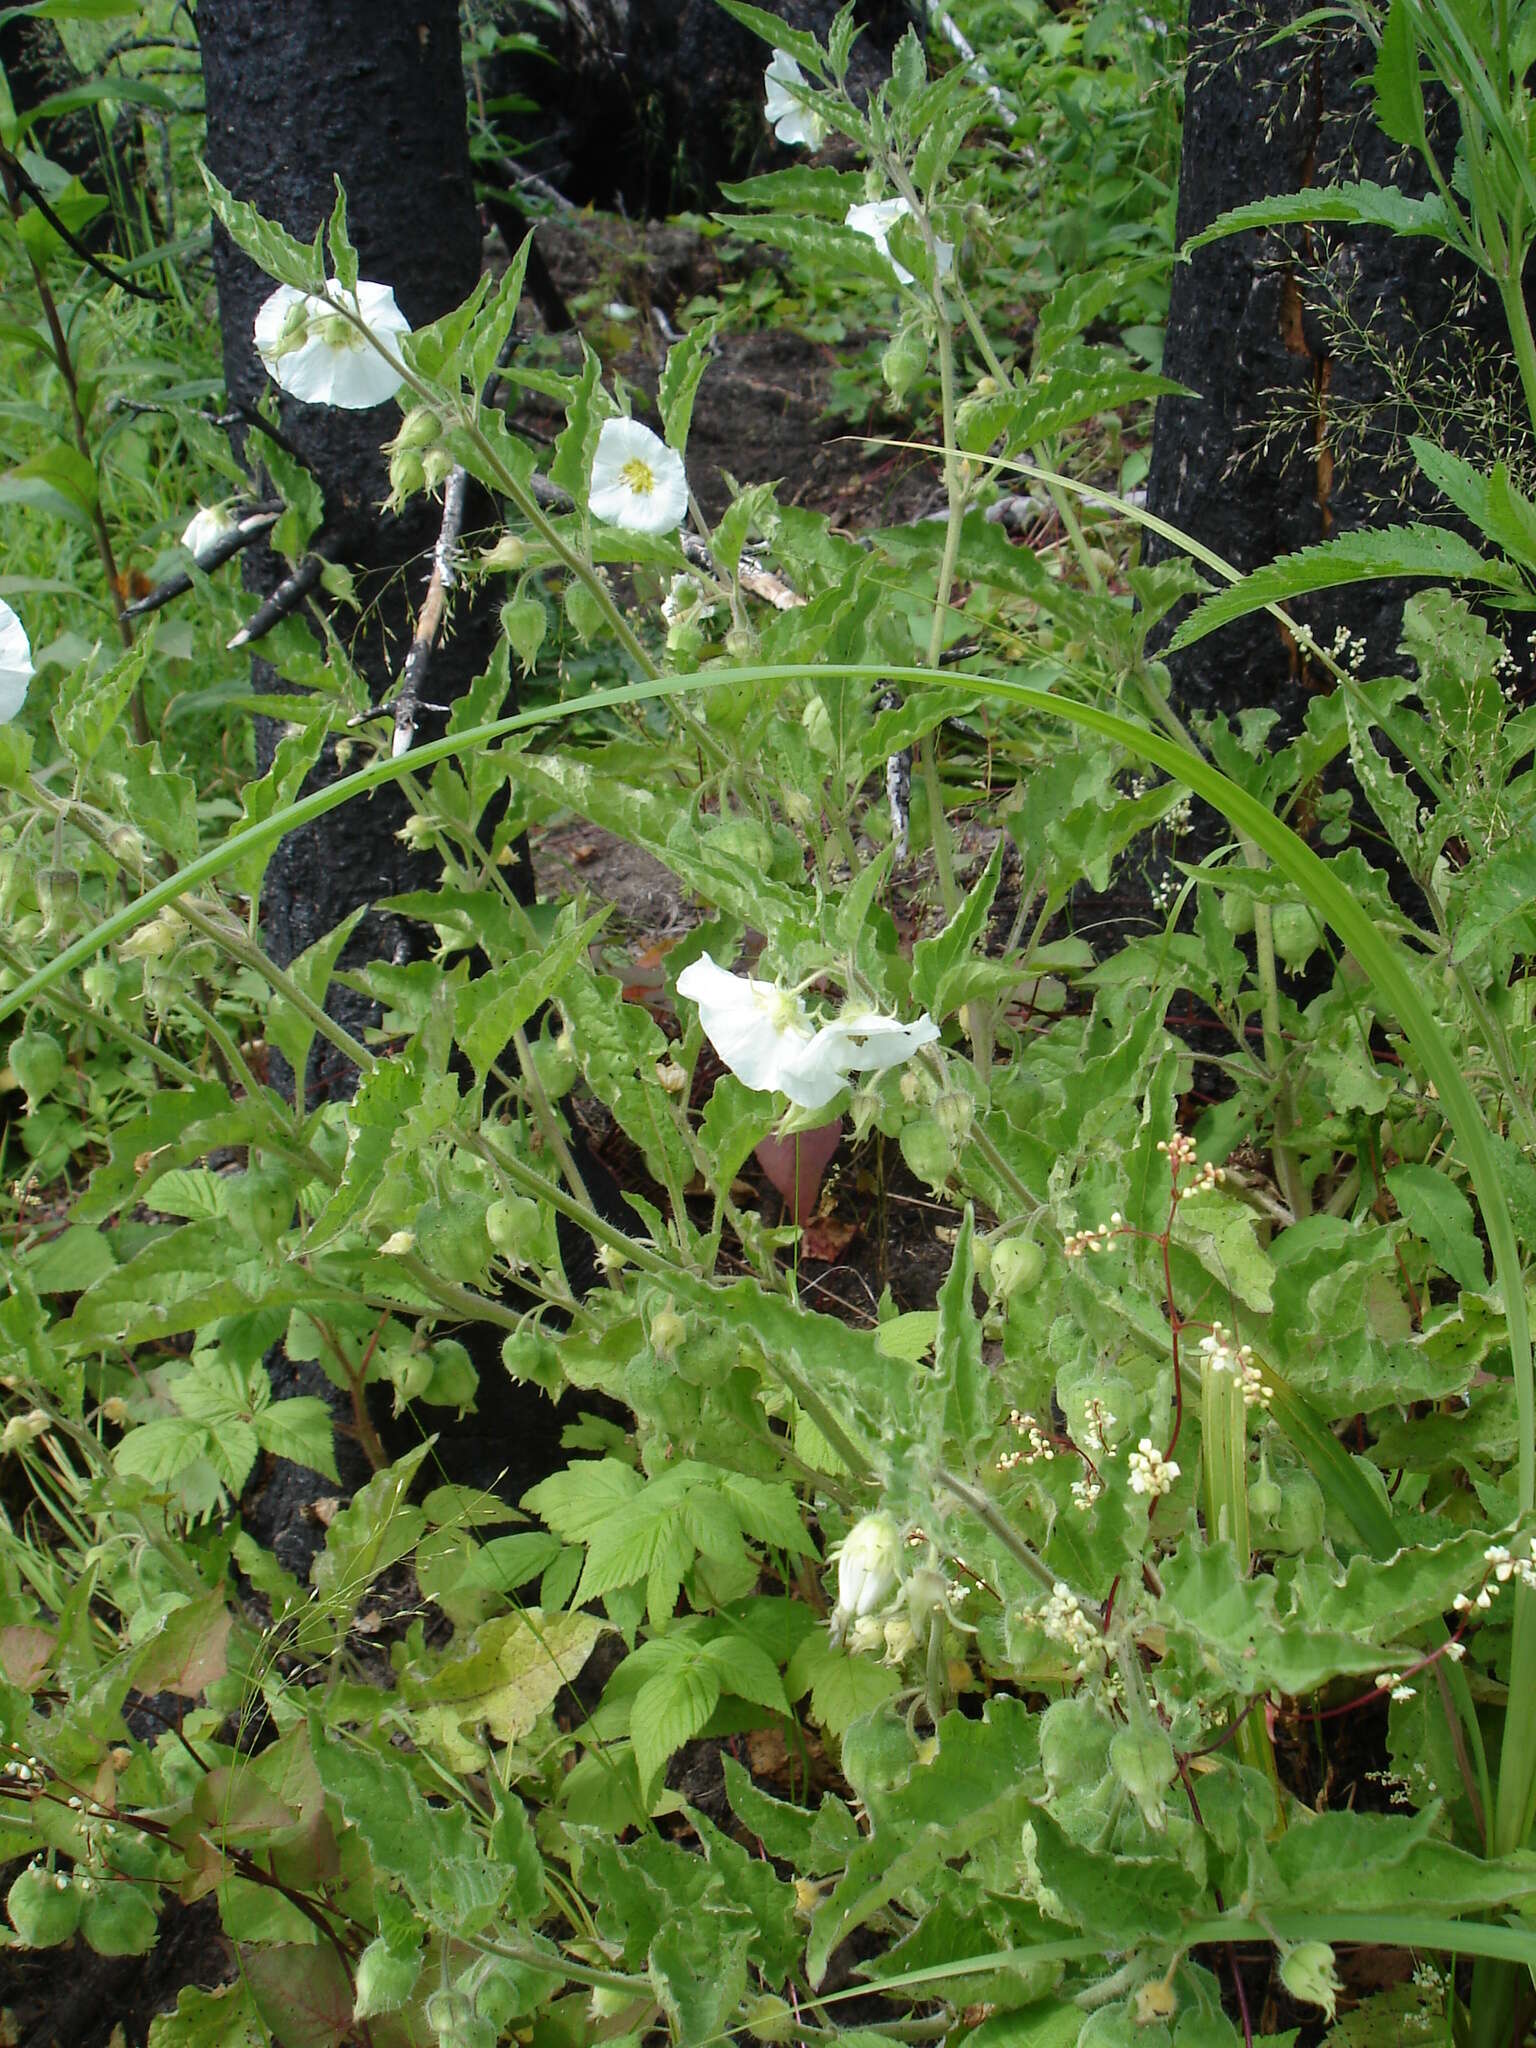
131;1592;233;1698
0;1625;54;1686
242;1942;353;2048
755;1118;843;1224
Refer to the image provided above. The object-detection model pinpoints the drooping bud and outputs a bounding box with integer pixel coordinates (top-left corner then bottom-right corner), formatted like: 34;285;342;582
828;1511;902;1644
36;866;80;936
1277;1941;1341;2021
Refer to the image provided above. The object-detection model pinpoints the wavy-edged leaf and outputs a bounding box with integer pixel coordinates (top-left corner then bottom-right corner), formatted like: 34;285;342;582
1184;180;1456;251
1166;524;1523;651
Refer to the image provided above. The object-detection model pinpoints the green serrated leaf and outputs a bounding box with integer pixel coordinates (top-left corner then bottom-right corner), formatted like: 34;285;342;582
1167;525;1522;652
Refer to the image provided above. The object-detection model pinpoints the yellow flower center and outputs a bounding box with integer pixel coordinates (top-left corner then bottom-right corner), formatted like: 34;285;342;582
620;456;657;497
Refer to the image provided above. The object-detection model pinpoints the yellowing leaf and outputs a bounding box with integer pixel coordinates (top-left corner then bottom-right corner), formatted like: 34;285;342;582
407;1610;604;1770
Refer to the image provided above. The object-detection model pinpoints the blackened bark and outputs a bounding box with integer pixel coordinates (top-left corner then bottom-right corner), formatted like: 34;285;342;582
199;0;508;1094
1145;0;1519;729
1;17;149;253
482;0;914;215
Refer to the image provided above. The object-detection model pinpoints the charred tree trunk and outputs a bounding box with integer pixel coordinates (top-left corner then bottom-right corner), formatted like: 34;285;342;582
1145;0;1520;729
1;16;151;253
199;0;513;1093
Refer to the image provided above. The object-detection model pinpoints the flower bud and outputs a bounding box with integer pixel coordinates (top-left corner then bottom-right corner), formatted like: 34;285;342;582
110;826;146;875
387;447;427;504
989;1236;1045;1301
2;1409;51;1454
81;960;119;1009
422;447;456;491
119;910;183;962
933;1090;973;1148
905;1566;948;1635
481;534;527;574
1108;1721;1176;1831
649;1302;687;1360
36;867;80;936
666;621;703;670
723;625;756;661
9;1031;64;1109
829;1511;901;1644
393;403;441;452
378;1229;416;1256
1278;1941;1340;2021
882;324;927;401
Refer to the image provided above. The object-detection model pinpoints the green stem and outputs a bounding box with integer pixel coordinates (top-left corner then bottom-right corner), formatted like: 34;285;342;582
920;316;967;919
934;1462;1057;1595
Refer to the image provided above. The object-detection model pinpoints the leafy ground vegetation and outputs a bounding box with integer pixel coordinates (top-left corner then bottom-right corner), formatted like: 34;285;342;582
10;1;1536;2044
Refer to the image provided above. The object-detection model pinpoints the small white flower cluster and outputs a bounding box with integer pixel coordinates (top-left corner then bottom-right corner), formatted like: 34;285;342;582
998;1407;1056;1472
1149;869;1181;915
1128;1437;1180;1499
2;1749;44;1784
1070;1472;1103;1512
1034;1581;1099;1666
1081;1399;1116;1454
1373;1669;1418;1702
1327;623;1368;674
1063;1212;1121;1259
1411;1962;1447;1995
1365;1766;1417;1808
1166;794;1193;834
847;1612;917;1664
1198;1324;1274;1407
1454;1536;1536;1612
1163;1141;1224;1200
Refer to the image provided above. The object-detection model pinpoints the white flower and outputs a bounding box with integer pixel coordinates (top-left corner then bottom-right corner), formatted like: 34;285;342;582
676;952;832;1106
845;197;953;287
1127;1437;1180;1499
588;418;689;534
828;1511;902;1644
820;1009;940;1074
675;952;938;1110
180;504;237;557
253;279;410;409
0;601;33;723
764;51;825;149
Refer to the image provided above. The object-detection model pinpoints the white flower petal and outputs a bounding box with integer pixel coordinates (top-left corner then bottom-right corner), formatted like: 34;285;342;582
0;601;33;724
676;952;833;1105
676;953;937;1110
764;51;826;149
253;278;410;410
844;197;953;287
820;1010;941;1074
589;417;689;534
181;504;237;556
